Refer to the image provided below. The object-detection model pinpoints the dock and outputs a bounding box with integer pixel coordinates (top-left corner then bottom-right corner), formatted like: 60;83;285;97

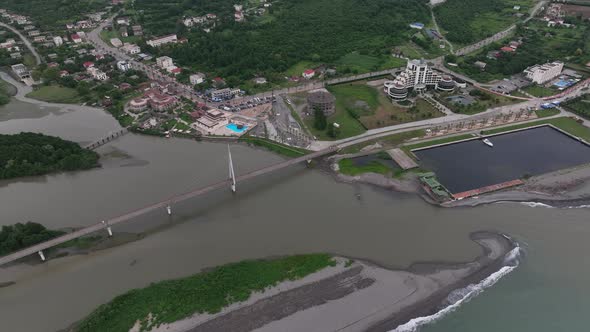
387;148;418;170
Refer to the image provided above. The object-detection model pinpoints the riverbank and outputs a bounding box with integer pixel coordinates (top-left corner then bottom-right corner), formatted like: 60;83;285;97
129;231;516;332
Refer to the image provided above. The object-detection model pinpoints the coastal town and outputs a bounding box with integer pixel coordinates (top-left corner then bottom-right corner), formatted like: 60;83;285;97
1;0;590;332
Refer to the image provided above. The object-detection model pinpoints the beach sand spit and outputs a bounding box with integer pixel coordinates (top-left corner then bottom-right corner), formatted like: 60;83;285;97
147;232;514;332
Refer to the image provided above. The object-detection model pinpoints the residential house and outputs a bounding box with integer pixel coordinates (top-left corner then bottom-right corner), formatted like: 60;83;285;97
88;67;108;81
302;69;315;79
110;38;123;47
71;34;82;43
156;56;174;69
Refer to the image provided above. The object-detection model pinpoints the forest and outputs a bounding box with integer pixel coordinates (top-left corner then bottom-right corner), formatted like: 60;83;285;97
450;20;590;82
0;132;100;180
0;0;111;30
0;222;65;256
135;0;431;82
434;0;525;44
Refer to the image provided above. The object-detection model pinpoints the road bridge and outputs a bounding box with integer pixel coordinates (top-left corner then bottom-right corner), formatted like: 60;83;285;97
0;145;338;267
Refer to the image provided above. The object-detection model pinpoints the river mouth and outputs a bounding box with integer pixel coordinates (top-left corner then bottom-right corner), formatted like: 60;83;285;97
413;125;590;195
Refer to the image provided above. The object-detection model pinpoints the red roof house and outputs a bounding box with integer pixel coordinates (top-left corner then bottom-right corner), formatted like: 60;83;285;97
500;46;515;52
83;61;94;68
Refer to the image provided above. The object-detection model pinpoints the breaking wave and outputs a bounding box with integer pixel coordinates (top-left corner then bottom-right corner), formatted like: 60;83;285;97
519;202;554;208
391;245;521;332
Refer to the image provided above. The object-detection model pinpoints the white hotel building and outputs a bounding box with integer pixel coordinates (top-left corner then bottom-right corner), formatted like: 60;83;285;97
384;59;455;100
524;61;564;84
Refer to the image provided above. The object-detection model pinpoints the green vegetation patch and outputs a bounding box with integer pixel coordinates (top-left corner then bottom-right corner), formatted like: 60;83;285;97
339;129;426;154
0;0;110;30
523;85;558;98
26;85;82;104
449;19;590;82
0;222;65;256
76;254;336;332
0;80;11;106
482;117;590;141
564;94;590;120
145;0;432;83
535;108;560;118
240;136;309;157
338;153;396;176
434;0;533;44
0;132;99;180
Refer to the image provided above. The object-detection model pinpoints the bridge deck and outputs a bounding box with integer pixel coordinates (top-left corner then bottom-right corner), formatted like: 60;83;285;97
0;146;337;267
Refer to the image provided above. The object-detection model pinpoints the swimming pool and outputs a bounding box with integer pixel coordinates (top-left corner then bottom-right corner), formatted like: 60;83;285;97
226;123;248;133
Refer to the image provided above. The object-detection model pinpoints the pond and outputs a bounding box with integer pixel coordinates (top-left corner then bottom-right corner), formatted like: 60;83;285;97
413;126;590;194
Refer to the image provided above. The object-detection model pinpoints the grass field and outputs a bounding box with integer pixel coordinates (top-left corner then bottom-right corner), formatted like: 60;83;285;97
437;89;521;115
482;117;590;141
523;85;557;98
564;94;590;119
284;61;318;77
76;254;335;332
535;108;560;118
336;52;407;73
100;30;140;45
338;152;397;175
306;82;442;140
26;85;81;103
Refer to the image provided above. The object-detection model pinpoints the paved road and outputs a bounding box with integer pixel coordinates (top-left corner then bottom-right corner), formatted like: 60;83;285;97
0;22;42;65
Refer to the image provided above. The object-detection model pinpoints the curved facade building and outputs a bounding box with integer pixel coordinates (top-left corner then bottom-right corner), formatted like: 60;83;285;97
307;90;336;116
128;97;149;112
436;75;456;92
384;80;409;100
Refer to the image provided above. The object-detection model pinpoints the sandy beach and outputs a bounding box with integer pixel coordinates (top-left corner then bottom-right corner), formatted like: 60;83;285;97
144;232;515;332
446;164;590;208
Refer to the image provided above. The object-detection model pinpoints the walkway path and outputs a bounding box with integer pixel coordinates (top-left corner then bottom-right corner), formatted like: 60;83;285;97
0;22;42;65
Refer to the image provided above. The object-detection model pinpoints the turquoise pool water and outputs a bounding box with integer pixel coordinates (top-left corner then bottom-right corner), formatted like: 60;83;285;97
226;123;248;133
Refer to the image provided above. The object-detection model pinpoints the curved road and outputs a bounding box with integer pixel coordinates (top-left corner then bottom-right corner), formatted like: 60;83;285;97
0;22;41;65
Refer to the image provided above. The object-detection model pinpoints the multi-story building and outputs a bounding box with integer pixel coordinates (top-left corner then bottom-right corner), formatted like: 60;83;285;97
156;56;174;69
383;59;456;100
524;61;564;84
11;63;31;80
117;60;132;72
87;67;108;81
53;36;63;46
211;88;240;100
146;34;177;47
190;73;205;85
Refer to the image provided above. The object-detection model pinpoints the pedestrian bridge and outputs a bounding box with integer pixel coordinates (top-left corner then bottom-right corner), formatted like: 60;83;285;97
0;145;338;266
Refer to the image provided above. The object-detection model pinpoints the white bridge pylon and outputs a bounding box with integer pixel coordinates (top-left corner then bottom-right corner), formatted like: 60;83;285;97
228;144;236;193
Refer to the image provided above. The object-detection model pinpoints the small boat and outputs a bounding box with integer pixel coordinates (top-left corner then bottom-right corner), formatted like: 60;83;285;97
483;138;493;147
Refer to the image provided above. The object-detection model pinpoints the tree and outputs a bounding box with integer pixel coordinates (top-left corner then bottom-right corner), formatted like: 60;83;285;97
313;108;327;130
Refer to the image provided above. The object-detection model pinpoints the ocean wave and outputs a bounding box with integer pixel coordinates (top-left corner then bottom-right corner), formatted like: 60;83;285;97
391;246;521;332
519;202;555;208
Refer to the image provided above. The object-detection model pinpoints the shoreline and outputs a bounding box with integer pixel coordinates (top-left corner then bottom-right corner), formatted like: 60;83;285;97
326;153;590;209
135;231;516;332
